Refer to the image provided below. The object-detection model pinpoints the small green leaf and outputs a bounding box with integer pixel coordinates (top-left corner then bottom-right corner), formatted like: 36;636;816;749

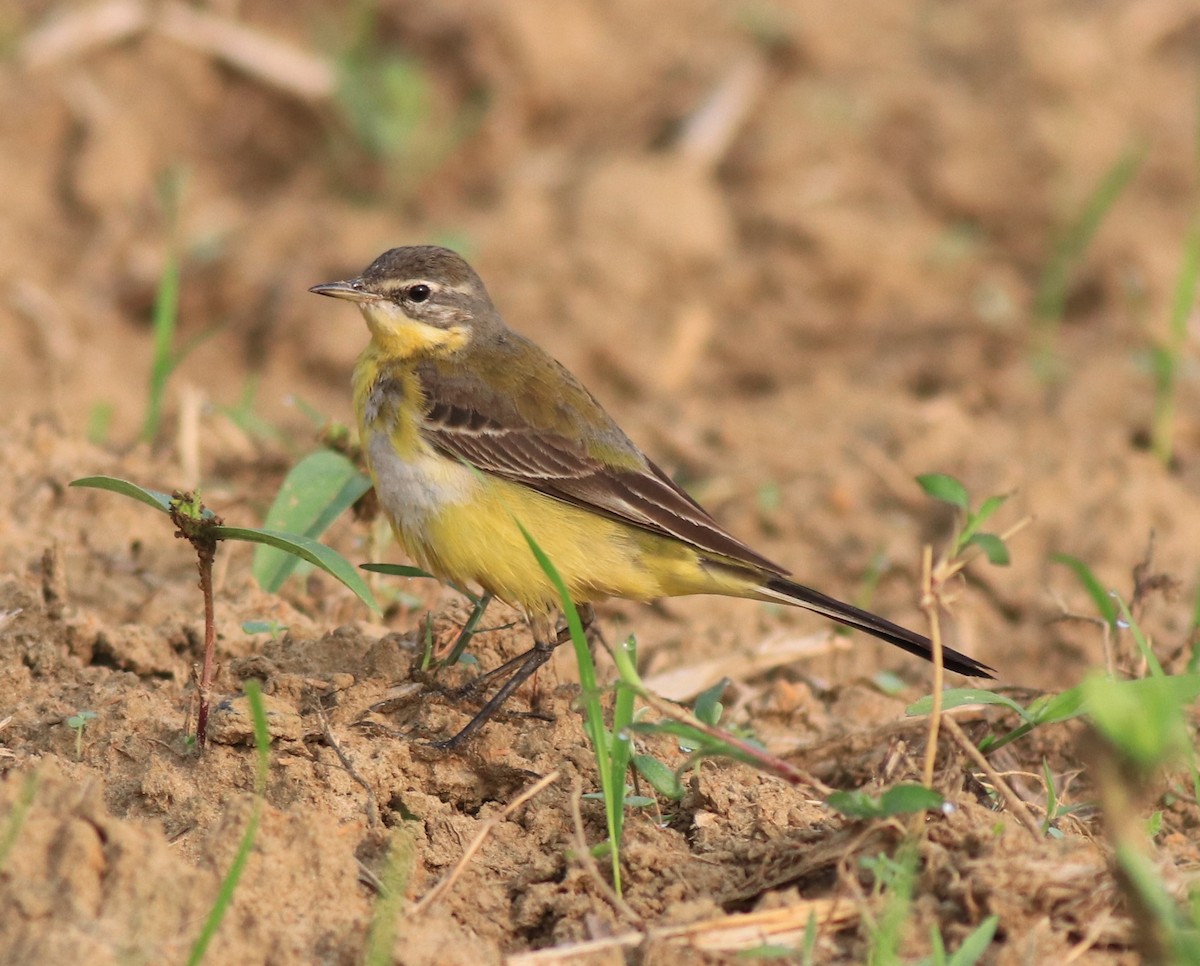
253;451;372;592
70;476;173;514
1053;553;1118;627
1026;685;1089;725
873;670;907;696
966;533;1010;565
826;783;945;819
916;473;969;509
908;688;1032;722
827;791;885;819
215;526;379;614
693;678;728;726
633;755;684;800
877;783;946;816
241;620;287;636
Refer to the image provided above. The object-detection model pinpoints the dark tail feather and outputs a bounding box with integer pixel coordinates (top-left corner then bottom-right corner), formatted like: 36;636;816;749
761;575;995;678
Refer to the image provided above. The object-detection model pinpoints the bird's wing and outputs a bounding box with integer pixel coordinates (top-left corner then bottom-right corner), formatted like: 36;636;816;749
416;358;787;576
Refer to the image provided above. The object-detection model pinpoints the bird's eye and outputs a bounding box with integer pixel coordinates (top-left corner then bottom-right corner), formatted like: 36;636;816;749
407;284;432;303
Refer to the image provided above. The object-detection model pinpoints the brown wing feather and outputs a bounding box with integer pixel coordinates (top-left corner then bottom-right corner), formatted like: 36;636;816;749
416;360;787;576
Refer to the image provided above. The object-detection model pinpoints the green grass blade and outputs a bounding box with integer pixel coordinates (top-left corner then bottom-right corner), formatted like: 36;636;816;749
946;915;999;966
251;450;372;592
439;591;494;667
0;771;39;873
141;169;185;444
141;249;180;443
69;476;174;514
1033;144;1144;377
1152;218;1200;465
1052;553;1118;626
187;681;269;966
608;638;639;844
1112;594;1165;677
215;526;379;614
360;562;439;580
362;826;416;966
513;520;623;893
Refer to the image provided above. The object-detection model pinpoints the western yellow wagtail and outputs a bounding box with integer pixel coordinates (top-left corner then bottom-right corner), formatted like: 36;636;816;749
311;246;993;746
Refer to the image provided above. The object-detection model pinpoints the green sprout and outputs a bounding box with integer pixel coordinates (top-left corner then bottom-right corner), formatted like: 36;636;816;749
65;710;96;759
1032;144;1144;381
1149;218;1200;467
70;475;378;746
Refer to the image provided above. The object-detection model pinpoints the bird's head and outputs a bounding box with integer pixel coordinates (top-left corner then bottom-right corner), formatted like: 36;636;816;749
311;245;496;354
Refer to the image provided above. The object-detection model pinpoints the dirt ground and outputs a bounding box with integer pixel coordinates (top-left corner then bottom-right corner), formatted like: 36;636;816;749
2;1;1200;963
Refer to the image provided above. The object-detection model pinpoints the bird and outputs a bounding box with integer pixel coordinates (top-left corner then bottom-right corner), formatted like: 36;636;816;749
310;245;994;746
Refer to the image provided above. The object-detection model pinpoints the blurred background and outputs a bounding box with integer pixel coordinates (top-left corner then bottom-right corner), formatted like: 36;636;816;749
3;0;1200;683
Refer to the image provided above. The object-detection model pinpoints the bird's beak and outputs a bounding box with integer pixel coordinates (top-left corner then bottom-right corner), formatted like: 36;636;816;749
308;279;382;303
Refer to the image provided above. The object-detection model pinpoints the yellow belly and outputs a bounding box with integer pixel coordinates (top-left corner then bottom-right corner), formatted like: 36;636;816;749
365;428;755;612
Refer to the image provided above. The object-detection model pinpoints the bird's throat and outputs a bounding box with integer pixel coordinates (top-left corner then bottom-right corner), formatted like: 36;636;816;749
360;303;470;359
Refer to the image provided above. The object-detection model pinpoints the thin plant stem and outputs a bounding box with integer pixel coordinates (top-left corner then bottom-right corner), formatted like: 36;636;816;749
941;716;1042;838
196;538;217;747
169;492;222;749
920;544;945;790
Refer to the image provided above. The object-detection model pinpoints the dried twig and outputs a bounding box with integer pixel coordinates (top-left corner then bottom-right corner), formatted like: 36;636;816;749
156;2;334;100
318;709;379;829
941;715;1042;838
674;56;768;172
506;898;856;964
20;0;149;68
21;0;335;103
642;628;851;702
411;770;561;915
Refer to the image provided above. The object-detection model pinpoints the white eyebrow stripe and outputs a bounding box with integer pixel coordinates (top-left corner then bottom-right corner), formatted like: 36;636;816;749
375;277;444;292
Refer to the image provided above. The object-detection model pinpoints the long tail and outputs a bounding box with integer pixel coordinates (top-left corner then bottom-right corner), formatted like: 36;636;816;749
760;575;995;678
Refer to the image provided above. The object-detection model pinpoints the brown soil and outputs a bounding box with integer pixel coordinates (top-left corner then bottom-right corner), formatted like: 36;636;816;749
2;2;1199;963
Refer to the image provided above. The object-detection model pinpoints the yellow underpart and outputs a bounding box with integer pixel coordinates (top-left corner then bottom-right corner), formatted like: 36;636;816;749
352;318;765;614
410;475;760;612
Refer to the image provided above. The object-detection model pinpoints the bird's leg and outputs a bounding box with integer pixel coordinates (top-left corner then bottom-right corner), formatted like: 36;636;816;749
432;605;595;749
433;629;556;749
449;604;596;699
447;646;535;699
